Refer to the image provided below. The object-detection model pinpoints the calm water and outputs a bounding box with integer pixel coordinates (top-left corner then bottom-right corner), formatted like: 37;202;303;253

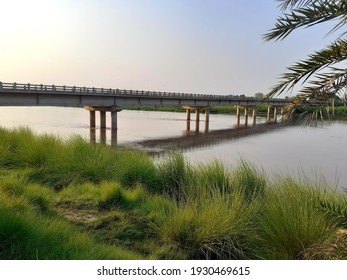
1;106;346;189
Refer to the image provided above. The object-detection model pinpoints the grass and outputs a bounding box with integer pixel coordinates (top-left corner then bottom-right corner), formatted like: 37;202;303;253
0;174;141;260
0;127;346;259
253;178;338;259
153;189;259;259
334;106;347;116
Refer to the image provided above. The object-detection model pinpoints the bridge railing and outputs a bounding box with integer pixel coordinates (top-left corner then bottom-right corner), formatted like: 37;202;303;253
0;81;287;103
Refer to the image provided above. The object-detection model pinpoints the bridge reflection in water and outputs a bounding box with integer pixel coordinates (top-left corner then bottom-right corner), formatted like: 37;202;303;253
91;120;293;154
89;128;118;146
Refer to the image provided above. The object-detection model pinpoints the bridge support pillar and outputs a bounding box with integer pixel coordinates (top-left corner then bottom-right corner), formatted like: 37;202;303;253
111;111;118;130
267;106;285;123
84;106;122;144
111;129;117;147
273;107;278;122
204;110;210;132
90;128;96;144
244;107;248;126
186;109;191;130
236;106;257;127
100;111;106;129
186;109;191;121
280;108;284;122
267;106;271;122
236;106;241;126
252;108;257;126
89;110;96;128
195;109;200;131
183;106;211;132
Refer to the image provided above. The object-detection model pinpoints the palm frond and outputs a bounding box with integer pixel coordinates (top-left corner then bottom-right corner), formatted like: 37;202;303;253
267;0;347;125
282;69;347;123
283;93;328;125
264;1;347;41
266;39;347;98
277;0;321;10
319;200;347;229
301;68;347;96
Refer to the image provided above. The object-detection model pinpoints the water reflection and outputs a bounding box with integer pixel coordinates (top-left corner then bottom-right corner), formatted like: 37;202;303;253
119;121;294;155
90;128;118;146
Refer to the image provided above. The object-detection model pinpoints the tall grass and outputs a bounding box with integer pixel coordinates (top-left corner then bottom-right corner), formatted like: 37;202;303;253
156;153;193;197
253;177;338;259
153;188;259;259
191;161;232;196
0;209;141;259
0;128;159;190
0;170;54;213
58;181;147;210
0;178;142;259
231;160;267;202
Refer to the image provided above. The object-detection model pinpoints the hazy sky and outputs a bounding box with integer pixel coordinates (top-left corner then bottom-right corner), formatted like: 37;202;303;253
0;0;334;96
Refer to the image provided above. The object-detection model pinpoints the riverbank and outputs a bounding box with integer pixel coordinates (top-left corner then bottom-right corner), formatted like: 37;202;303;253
0;127;346;259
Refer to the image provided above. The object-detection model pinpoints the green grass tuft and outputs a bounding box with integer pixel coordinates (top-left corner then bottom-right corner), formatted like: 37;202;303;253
153;188;259;259
156;153;193;197
253;177;337;259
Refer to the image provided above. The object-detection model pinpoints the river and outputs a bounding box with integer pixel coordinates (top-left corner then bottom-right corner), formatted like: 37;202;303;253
0;106;346;190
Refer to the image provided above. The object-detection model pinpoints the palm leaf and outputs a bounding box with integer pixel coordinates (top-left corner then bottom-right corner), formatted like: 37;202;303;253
319;200;347;228
264;1;347;41
277;0;321;10
266;39;347;98
266;1;347;123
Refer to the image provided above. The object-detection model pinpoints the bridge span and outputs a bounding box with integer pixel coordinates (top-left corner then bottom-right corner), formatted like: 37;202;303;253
0;81;289;132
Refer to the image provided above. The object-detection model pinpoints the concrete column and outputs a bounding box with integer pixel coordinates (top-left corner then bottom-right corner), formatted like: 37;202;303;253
89;110;96;128
183;106;210;132
267;106;271;122
89;128;96;144
244;108;248;126
186;120;191;131
252;108;257;126
273;107;278;122
236;106;241;126
195;109;200;131
204;110;210;132
280;108;284;122
100;111;106;129
186;109;191;121
186;109;191;131
111;111;118;130
111;129;117;147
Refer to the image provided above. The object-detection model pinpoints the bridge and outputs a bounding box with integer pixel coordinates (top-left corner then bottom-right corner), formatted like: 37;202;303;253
0;81;289;132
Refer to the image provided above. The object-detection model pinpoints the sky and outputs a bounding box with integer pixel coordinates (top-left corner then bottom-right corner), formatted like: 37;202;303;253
0;0;336;96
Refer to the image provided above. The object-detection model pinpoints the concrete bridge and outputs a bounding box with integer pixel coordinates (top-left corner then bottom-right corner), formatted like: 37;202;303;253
0;81;289;132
